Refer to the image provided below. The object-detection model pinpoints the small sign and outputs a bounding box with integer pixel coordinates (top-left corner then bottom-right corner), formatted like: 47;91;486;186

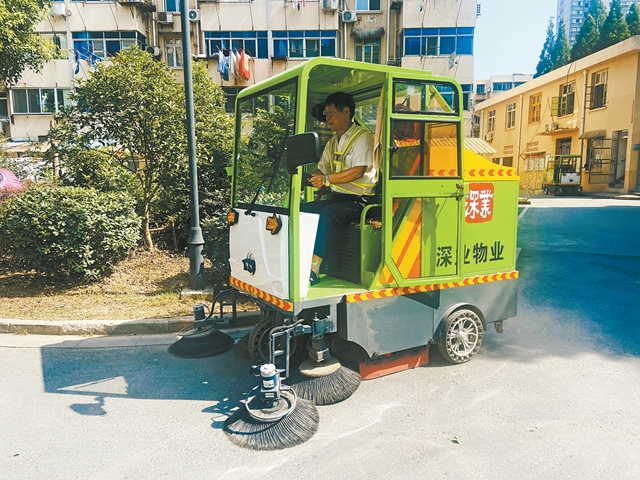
465;183;494;223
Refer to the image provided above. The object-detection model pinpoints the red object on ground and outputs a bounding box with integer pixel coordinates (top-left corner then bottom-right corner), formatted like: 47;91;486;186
0;169;24;191
359;346;430;380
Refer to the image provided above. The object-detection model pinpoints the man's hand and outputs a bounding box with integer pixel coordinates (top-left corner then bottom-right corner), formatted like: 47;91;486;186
310;173;326;188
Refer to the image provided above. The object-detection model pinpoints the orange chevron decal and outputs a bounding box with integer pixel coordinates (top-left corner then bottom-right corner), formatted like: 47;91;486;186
347;271;518;303
229;276;294;312
428;169;458;177
466;167;516;178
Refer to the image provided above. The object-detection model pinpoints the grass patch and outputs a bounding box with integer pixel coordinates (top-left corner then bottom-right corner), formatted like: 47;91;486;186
0;250;248;321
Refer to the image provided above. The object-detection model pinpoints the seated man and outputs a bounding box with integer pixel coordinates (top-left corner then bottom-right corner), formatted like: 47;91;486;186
307;92;377;285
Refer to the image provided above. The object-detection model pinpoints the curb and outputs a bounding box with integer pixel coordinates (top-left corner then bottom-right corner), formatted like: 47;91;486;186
0;311;261;336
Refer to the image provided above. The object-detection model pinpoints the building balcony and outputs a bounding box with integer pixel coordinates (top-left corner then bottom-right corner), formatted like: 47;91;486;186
117;0;156;12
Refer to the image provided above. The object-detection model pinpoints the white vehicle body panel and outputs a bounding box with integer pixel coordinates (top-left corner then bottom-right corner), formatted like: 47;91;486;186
229;209;319;299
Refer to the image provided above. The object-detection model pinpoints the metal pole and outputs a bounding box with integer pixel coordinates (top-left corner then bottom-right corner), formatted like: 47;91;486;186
180;0;206;290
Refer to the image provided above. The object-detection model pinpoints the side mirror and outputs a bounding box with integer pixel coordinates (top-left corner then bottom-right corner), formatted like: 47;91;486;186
286;132;320;174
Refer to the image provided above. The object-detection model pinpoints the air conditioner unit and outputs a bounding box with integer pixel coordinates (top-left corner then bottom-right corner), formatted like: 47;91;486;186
146;45;161;57
50;3;66;16
545;122;558;133
188;9;200;21
341;10;357;22
484;132;494;142
157;12;174;23
323;0;339;10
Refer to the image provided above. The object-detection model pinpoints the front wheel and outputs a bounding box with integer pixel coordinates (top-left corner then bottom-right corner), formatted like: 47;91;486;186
437;309;484;364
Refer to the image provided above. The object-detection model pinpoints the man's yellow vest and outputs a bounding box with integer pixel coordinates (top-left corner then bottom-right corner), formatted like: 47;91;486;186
329;125;376;196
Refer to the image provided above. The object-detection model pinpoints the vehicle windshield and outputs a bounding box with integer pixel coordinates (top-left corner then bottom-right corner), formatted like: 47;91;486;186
234;80;297;211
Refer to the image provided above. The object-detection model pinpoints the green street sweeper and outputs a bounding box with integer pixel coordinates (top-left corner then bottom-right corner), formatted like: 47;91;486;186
175;58;520;450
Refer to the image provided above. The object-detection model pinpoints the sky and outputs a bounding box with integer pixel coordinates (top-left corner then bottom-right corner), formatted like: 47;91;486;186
474;0;558;79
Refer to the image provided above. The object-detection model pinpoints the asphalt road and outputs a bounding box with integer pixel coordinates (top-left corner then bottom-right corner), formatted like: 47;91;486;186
1;196;639;479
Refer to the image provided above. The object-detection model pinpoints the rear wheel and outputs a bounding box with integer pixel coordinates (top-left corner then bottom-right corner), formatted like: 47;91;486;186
248;313;306;363
437;309;483;364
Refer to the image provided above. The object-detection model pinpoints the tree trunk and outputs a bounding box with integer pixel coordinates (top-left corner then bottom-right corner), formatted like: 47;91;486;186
143;203;155;252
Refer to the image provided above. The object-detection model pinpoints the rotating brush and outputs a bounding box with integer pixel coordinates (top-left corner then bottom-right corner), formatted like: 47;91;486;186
224;364;319;450
168;304;234;358
290;356;361;405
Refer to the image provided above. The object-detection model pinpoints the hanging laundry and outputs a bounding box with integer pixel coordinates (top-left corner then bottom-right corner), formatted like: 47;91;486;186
234;50;242;83
229;49;237;84
239;50;251;81
217;50;229;81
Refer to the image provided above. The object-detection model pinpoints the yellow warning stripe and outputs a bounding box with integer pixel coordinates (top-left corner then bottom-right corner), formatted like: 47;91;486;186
380;199;423;284
229;276;294;312
347;271;519;303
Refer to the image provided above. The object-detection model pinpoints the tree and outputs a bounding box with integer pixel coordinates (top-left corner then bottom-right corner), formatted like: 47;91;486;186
571;14;601;61
535;18;556;78
153;60;233;249
0;0;55;85
49;47;186;251
588;0;608;30
49;47;234;253
598;0;630;50
552;19;571;69
626;3;640;36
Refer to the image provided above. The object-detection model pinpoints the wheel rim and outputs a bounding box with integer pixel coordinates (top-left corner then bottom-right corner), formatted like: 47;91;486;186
446;316;479;358
248;317;303;364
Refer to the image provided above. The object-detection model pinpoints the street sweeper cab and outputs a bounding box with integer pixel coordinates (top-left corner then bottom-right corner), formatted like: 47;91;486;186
541;154;583;195
215;58;520;450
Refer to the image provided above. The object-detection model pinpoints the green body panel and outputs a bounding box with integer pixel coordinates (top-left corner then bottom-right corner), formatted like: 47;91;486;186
461;180;519;276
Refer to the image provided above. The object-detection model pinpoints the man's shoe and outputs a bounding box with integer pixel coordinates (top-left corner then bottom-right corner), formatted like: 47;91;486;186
309;270;321;286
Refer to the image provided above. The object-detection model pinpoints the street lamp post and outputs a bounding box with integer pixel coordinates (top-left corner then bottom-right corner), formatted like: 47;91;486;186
180;0;205;291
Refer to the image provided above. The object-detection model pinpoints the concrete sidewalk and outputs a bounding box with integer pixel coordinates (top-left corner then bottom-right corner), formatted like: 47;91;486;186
0;311;260;336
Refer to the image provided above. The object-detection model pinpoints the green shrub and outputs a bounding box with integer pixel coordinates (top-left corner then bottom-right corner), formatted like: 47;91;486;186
201;211;230;283
0;185;141;278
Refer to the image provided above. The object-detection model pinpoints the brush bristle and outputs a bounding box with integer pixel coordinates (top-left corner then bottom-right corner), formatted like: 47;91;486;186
234;333;251;359
223;398;319;450
168;330;234;358
291;364;361;405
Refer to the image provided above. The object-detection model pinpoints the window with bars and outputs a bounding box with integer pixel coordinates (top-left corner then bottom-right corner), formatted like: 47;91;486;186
586;137;611;183
72;31;146;60
204;31;268;59
272;31;337;59
403;27;474;57
589;70;607;109
10;88;71;114
506;102;516;129
529;93;541;123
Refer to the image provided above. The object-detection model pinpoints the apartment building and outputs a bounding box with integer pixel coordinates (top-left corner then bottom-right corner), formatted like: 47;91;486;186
2;0;478;148
557;0;635;46
475;36;640;195
474;74;533;104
